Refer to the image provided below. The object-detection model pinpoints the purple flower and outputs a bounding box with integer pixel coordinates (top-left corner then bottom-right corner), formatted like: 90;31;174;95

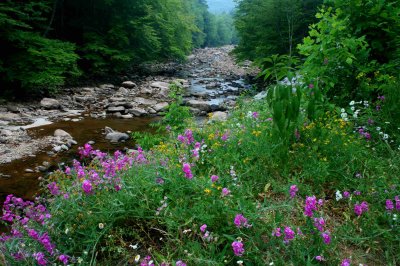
33;252;47;266
289;185;298;198
232;241;244;256
309;83;314;89
361;201;369;212
252;112;259;119
343;191;350;198
176;261;187;266
341;258;351;266
272;227;281;237
321;232;331;244
313;217;325;232
386;200;394;210
200;224;207;233
47;182;60;196
59;254;69;265
234;214;251;228
182;163;193;179
211;175;219;182
354;190;361;196
315;255;324;261
304;196;317;217
82;180;93;194
354;204;363;216
284;227;295;242
222;187;230;196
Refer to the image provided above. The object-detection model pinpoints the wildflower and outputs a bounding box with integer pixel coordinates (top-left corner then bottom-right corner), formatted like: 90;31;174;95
309;84;314;89
385;200;394;211
343;191;350;198
222;187;231;196
234;214;251;228
349;101;355;106
33;252;47;266
134;255;141;263
272;227;282;237
176;261;187;266
315;255;324;261
321;232;331;244
200;224;207;233
82;180;93;194
304;196;317;217
182;163;193;179
252;112;259;119
283;227;295;242
232;241;244;256
211;175;219;182
289;185;298;198
58;254;69;265
47;182;60;196
341;258;351;266
354;190;361;195
98;223;104;229
313;217;325;232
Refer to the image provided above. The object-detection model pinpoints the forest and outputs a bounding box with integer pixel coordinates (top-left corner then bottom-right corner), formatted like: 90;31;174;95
0;0;237;97
1;0;400;265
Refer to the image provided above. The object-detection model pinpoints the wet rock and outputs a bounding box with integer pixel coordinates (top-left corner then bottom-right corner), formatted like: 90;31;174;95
0;120;9;126
40;98;61;109
147;108;157;114
128;107;147;117
54;129;72;139
67;139;78;146
121;81;137;88
25;169;34;173
53;146;62;152
88;140;95;145
121;114;133;119
117;87;129;94
61;144;69;151
105;132;129;143
140;87;153;95
99;84;115;90
6;105;20;113
254;91;267;100
104;127;114;134
154;102;169;112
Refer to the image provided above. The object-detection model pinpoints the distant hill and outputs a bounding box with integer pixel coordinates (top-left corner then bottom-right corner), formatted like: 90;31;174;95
206;0;236;13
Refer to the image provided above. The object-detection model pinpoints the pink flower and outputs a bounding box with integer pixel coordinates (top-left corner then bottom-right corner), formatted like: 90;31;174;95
272;227;281;237
289;185;298;198
313;217;325;232
176;261;187;266
211;175;219;182
232;241;244;256
304;196;317;217
386;200;394;210
200;224;207;233
343;191;350;198
315;255;324;261
222;187;230;196
234;214;251;228
341;258;351;266
321;232;331;244
58;255;69;265
182;163;193;179
284;227;295;242
82;180;93;194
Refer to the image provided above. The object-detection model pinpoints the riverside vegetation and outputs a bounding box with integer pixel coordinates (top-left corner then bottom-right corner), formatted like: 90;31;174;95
1;0;400;265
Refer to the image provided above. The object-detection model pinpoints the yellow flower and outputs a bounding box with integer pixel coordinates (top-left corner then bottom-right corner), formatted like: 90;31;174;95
204;189;211;194
252;130;261;137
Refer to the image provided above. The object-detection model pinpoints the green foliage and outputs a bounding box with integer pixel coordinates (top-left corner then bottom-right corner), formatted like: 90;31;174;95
234;0;322;61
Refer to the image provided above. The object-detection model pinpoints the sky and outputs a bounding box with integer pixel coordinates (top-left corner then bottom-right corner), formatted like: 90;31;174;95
206;0;236;13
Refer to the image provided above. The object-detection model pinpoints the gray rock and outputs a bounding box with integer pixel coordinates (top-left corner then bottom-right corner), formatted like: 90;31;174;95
208;111;228;122
53;146;62;152
254;91;268;100
186;99;211;112
104;127;114;134
147;108;157;114
121;114;133;119
105;132;129;143
133;97;157;106
40;98;61;109
128;107;147;117
140;87;153;95
25;169;34;173
150;81;170;90
107;106;125;113
117;87;129;94
0;113;20;121
109;97;125;102
154;102;169;112
61;144;69;151
121;81;136;88
54;129;72;139
99;84;115;90
88;140;95;145
67;139;78;146
0;120;9;126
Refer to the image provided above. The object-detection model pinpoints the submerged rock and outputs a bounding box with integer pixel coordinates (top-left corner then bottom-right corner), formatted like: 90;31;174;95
54;129;72;139
105;132;129;143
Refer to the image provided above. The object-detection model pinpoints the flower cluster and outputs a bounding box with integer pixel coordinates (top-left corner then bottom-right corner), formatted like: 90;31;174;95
385;196;400;211
234;214;251;229
354;201;369;216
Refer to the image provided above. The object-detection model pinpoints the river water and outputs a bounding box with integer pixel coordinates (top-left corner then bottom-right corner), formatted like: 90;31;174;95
0;117;158;203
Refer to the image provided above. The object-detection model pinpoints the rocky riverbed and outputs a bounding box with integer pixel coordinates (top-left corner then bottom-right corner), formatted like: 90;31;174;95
0;46;257;167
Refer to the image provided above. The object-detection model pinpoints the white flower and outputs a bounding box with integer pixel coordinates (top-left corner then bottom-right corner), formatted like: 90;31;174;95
353;113;358;118
134;255;141;263
246;111;253;118
269;262;274;266
350;106;355;111
237;260;244;265
129;244;138;249
341;113;348;119
98;223;104;229
376;127;381;131
349;101;355;106
336;190;343;201
393;214;398;221
341;108;346;113
383;134;389;140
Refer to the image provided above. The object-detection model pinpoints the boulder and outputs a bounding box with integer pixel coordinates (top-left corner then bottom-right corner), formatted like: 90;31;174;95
105;132;129;143
186;99;211;112
128;107;147;117
104;127;114;134
121;81;136;88
133;97;157;106
40;98;61;109
154;102;169;112
121;114;133;119
54;129;72;139
150;81;170;90
208;111;228;122
117;87;129;94
0;113;20;121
